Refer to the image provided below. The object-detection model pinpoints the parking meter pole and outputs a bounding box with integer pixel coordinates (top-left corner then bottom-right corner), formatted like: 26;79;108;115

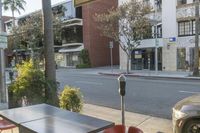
121;96;125;125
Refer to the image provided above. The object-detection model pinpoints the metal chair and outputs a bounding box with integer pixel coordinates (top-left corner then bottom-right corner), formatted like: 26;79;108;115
103;125;126;133
128;126;143;133
0;118;16;133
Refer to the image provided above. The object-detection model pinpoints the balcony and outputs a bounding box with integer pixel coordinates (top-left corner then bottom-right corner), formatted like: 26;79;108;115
176;3;195;21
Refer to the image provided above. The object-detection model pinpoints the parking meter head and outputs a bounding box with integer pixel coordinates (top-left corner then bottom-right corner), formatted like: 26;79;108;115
118;74;126;96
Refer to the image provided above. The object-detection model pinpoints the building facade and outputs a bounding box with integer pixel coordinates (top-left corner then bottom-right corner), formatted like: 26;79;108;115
119;0;200;72
4;0;119;68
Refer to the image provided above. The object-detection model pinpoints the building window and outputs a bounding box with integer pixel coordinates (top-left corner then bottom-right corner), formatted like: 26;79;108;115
193;20;196;34
156;0;162;10
178;20;195;36
157;24;162;38
177;48;186;70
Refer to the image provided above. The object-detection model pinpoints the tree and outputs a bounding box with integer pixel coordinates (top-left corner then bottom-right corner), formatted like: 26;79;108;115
42;0;58;105
3;0;26;26
9;12;62;63
193;0;200;76
95;0;151;73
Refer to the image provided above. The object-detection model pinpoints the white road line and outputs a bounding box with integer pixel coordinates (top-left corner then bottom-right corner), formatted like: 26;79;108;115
75;81;103;85
179;90;200;94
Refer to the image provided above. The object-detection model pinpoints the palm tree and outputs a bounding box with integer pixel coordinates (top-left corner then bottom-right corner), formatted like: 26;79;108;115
3;0;26;64
42;0;58;105
3;0;26;26
42;0;56;82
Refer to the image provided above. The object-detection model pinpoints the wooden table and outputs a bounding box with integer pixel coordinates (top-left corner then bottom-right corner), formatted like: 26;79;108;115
0;104;114;133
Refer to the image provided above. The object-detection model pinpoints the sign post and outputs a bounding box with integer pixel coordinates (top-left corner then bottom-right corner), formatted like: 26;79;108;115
0;0;7;104
109;41;113;73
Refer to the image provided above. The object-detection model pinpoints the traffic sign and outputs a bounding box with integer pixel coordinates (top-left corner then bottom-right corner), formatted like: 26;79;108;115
74;0;95;7
0;33;7;49
169;37;176;42
109;41;113;49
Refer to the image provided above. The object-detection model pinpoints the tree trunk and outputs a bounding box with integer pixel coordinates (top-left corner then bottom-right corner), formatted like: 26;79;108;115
126;50;131;74
126;54;130;74
11;9;18;64
193;0;200;76
42;0;58;105
42;0;56;82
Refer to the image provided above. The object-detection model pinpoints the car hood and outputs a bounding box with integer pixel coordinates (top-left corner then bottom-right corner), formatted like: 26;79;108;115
174;94;200;114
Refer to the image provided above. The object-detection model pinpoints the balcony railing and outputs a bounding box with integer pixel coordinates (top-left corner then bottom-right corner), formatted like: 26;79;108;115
176;3;195;21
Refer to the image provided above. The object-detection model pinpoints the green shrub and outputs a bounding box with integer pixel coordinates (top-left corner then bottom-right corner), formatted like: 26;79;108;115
77;49;91;68
59;86;83;112
8;60;58;108
76;64;91;68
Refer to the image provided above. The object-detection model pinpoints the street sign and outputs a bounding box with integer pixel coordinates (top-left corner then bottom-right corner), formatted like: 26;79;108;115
0;33;7;49
109;41;113;49
169;37;176;42
74;0;95;7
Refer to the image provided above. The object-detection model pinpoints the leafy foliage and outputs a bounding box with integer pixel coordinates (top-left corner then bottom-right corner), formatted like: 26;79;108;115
59;86;83;112
76;49;91;68
76;64;91;69
3;0;26;15
95;0;151;73
8;60;58;108
8;12;63;57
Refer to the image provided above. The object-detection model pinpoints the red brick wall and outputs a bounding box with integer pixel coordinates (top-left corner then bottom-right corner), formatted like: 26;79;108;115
82;0;119;67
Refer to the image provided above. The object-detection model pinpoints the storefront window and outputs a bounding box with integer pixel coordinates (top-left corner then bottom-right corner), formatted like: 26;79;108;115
131;48;162;70
177;48;186;70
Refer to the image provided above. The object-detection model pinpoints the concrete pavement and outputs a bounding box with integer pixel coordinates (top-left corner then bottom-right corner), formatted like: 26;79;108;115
58;66;200;80
0;103;172;133
82;104;172;133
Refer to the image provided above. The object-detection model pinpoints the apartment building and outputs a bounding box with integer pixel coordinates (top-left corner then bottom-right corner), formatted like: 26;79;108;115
119;0;199;72
4;0;119;68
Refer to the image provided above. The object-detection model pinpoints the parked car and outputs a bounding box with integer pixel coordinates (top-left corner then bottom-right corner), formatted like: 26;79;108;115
172;94;200;133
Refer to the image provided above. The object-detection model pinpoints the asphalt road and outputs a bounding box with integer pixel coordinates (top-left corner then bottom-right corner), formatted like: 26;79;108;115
56;68;200;119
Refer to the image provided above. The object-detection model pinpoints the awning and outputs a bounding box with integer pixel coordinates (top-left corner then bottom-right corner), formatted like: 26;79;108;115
59;45;84;53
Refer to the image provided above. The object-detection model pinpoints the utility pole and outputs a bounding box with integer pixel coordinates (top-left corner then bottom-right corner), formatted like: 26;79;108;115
0;0;6;103
193;0;200;76
154;0;158;74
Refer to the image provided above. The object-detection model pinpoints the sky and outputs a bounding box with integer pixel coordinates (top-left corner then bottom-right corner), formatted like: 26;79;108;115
3;0;66;17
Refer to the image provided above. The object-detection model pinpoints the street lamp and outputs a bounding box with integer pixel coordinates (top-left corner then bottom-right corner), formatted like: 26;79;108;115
118;74;126;125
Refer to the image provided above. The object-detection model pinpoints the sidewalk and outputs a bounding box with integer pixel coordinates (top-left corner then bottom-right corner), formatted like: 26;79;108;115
75;66;200;80
0;103;172;133
82;104;172;133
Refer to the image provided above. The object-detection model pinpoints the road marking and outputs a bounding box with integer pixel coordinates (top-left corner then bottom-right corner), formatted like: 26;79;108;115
179;90;200;94
75;81;103;85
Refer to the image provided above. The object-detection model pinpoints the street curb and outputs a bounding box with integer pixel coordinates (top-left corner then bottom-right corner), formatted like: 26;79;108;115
98;72;200;81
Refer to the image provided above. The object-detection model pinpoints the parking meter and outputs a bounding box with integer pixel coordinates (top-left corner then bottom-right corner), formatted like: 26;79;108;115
118;74;126;96
117;74;126;125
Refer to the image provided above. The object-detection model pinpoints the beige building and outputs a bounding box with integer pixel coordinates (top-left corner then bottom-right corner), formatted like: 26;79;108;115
119;0;200;72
